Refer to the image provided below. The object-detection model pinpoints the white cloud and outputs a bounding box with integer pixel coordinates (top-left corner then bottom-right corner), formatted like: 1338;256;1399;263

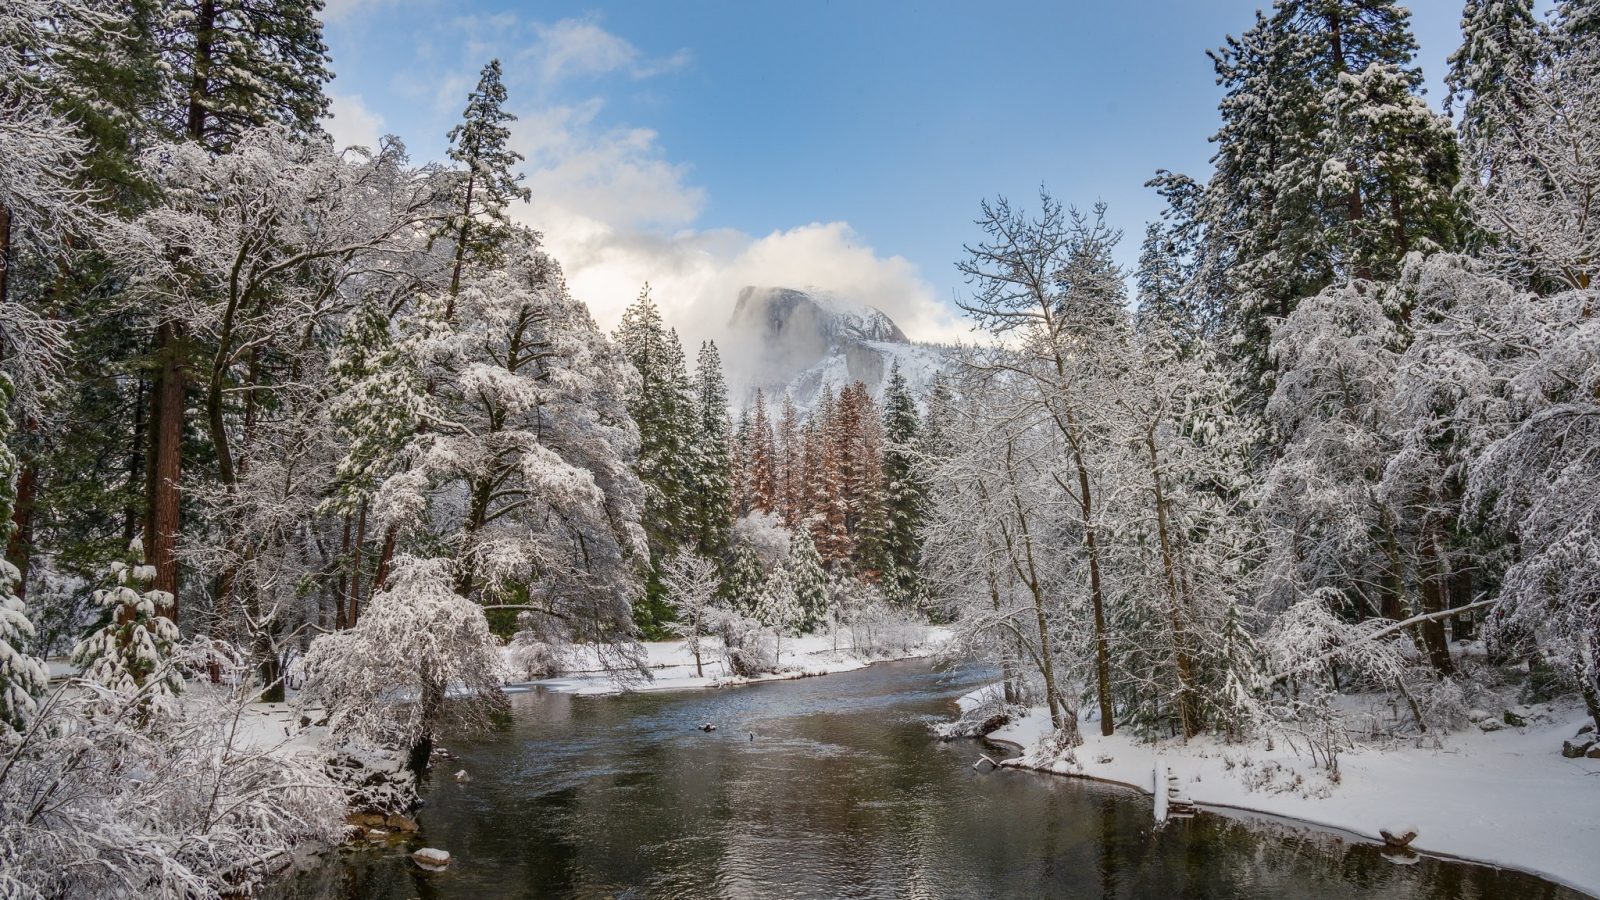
325;94;386;151
524;18;691;89
405;17;966;354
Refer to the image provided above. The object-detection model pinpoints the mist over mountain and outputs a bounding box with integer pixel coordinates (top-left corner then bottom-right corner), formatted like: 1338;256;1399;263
721;286;949;412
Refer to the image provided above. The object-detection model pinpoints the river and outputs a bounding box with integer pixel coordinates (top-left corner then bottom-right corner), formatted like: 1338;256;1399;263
278;658;1585;899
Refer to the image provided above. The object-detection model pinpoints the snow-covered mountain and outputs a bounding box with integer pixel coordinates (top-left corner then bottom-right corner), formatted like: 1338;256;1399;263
723;286;949;412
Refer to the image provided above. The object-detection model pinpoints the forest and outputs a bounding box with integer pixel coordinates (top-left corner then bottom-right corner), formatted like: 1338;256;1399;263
0;0;1597;896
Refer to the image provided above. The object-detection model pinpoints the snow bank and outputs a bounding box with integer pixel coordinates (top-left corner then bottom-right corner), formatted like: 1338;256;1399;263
529;628;952;696
975;688;1600;897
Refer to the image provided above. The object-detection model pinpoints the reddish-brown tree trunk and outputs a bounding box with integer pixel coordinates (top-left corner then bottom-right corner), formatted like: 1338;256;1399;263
145;321;185;622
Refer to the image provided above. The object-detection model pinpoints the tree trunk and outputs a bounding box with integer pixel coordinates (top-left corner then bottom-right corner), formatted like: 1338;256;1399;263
186;0;216;145
0;202;10;309
349;499;367;625
370;520;398;602
1146;429;1196;738
144;320;185;622
335;513;350;630
6;453;36;601
1419;537;1455;675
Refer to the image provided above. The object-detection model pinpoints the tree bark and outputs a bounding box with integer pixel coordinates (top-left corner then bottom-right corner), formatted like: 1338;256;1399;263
1419;536;1455;675
144;320;185;622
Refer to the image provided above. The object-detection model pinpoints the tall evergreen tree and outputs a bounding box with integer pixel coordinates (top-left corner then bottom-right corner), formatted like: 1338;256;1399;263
1446;0;1545;154
1189;0;1460;410
688;341;733;559
877;364;925;605
442;59;531;307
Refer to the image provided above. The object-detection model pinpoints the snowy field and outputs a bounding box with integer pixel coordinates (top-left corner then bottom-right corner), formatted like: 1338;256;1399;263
964;686;1600;897
527;627;952;696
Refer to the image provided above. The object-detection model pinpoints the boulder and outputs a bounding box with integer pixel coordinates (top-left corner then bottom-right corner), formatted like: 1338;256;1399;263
1379;825;1419;849
1589;745;1600;760
1476;718;1504;732
385;814;419;833
453;769;470;783
1578;723;1595;737
1562;738;1596;759
1503;709;1528;728
412;848;450;870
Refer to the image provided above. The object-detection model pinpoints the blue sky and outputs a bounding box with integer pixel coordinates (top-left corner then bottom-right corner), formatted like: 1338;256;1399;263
320;0;1471;345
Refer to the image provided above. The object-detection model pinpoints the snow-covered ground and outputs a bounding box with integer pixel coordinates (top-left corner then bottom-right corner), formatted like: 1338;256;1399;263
529;627;952;696
963;686;1600;897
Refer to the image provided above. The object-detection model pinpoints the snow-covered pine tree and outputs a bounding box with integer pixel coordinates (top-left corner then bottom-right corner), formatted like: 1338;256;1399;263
1463;17;1599;291
1189;0;1458;408
442;59;531;306
753;565;802;664
70;539;183;714
1445;0;1545;159
156;0;332;151
688;341;733;559
878;364;925;606
776;393;801;527
615;287;697;563
787;525;828;633
748;389;777;513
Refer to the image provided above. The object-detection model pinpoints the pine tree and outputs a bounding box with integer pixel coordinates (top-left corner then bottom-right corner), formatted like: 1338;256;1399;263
615;287;697;634
878;364;925;605
443;59;531;306
1194;0;1460;408
776;393;801;527
753;565;802;663
688;341;733;559
157;0;334;151
70;539;183;713
747;389;776;513
787;525;828;633
1445;0;1545;155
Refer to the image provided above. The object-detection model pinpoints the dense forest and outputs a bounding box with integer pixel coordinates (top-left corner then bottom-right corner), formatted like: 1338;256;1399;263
0;0;1597;895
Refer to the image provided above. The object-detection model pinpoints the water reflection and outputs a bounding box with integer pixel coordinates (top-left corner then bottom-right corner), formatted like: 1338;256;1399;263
277;660;1586;900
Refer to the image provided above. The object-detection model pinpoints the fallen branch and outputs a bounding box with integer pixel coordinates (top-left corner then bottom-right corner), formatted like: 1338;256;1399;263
1278;597;1497;680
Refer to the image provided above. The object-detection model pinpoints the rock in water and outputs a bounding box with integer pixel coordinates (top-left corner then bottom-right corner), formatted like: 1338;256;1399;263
453;769;470;783
412;848;450;870
1380;825;1419;848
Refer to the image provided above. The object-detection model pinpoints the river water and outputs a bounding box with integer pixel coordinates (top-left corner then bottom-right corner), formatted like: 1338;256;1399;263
280;659;1584;900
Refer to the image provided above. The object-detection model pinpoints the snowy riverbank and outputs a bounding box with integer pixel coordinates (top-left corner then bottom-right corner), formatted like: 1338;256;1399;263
527;627;952;696
962;686;1600;897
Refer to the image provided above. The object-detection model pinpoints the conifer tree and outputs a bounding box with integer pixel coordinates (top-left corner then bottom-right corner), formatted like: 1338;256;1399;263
1190;0;1460;408
878;364;925;605
158;0;334;151
787;525;828;632
443;59;531;307
615;287;696;633
70;540;183;713
689;341;733;559
753;565;802;662
747;390;776;513
1446;0;1545;156
776;394;801;527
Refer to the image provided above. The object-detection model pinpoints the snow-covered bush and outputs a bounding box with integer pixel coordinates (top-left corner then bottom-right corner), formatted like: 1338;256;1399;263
705;606;777;678
0;652;344;899
296;556;506;769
